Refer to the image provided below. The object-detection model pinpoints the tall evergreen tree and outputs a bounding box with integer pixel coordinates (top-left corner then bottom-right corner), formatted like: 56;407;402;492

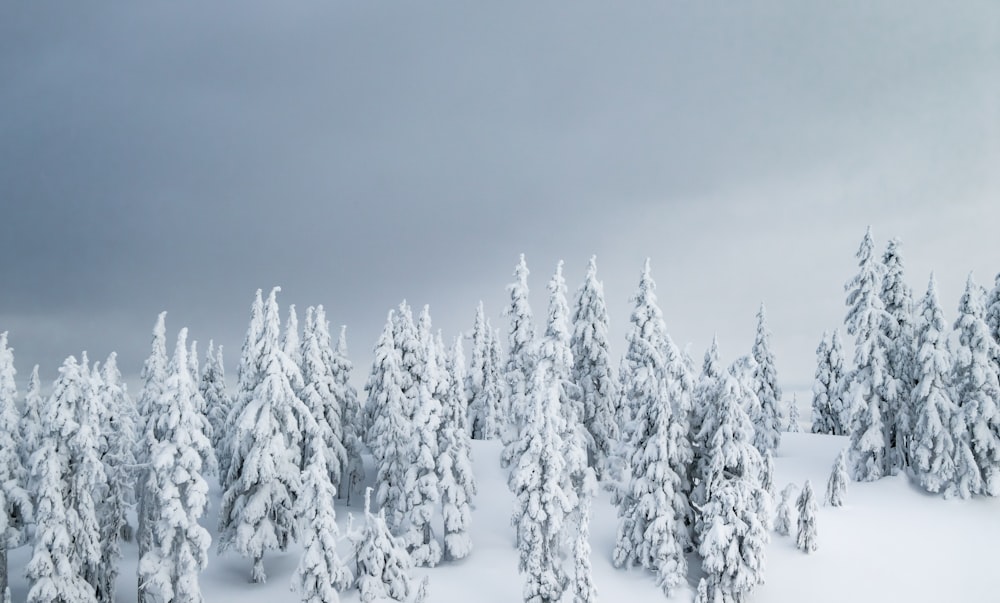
438;335;476;561
795;480;818;553
502;254;537;466
844;228;891;480
188;339;200;387
220;290;265;486
0;333;30;598
299;306;348;487
691;336;724;499
201;341;231;472
219;287;313;583
138;329;213;603
751;304;782;455
571;256;617;478
284;304;303;371
19;365;43;470
910;275;959;495
951;274;1000;497
467;302;502;440
879;238;916;473
331;323;364;505
811;330;848;435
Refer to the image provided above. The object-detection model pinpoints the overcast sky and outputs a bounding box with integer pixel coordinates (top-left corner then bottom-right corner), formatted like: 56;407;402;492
2;1;998;394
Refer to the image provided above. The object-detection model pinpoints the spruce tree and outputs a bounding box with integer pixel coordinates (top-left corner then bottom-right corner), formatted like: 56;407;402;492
811;330;848;435
299;306;347;487
795;480;818;553
188;339;200;387
219;287;312;583
138;329;213;603
826;450;849;507
438;335;476;561
571;476;597;603
571;256;618;478
284;304;303;371
880;238;916;474
0;333;31;597
786;394;801;433
751;304;782;455
844;227;892;479
330;323;364;505
354;489;425;603
774;484;796;537
690;336;724;504
201;341;231;472
951;274;1000;497
466;302;490;440
291;443;352;603
220;290;264;485
502;254;536;466
19;365;43;469
910;275;959;495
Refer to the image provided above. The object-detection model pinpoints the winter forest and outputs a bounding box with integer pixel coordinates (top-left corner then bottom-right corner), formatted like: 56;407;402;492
2;228;1000;603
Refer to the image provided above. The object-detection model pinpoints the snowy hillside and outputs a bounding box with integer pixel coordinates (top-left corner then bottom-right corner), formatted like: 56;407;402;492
7;433;997;603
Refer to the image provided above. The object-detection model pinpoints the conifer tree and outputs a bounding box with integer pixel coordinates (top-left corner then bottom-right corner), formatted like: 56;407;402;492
826;450;849;507
571;256;618;478
910;275;958;495
292;443;352;603
774;484;796;537
880;238;916;473
201;341;231;470
188;339;200;386
331;323;364;505
284;304;303;371
219;287;313;583
26;440;96;603
844;227;892;479
354;489;425;603
795;480;818;553
220;290;264;485
571;475;597;603
467;303;504;441
138;329;213;603
438;335;476;561
786;394;801;432
299;306;348;487
503;254;536;466
951;274;1000;497
0;333;31;597
19;365;43;469
751;304;782;454
690;337;724;498
811;330;848;435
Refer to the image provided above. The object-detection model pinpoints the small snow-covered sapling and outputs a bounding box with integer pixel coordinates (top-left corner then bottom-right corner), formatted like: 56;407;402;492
826;449;849;507
796;480;818;553
774;483;797;536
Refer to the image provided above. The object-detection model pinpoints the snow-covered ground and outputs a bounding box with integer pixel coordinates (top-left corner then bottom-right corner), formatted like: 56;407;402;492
7;434;999;602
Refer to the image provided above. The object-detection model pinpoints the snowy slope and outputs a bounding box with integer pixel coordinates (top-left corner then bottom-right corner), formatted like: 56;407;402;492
7;434;999;602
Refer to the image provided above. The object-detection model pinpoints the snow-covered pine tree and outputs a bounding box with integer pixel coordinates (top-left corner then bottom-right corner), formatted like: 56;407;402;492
751;304;783;455
511;358;571;603
201;341;231;471
826;449;848;507
696;372;770;602
26;440;96;603
773;483;796;537
467;303;504;442
795;480;818;553
19;365;43;470
910;275;959;496
354;488;425;603
571;256;618;479
811;330;848;435
844;227;892;480
571;474;597;603
364;312;411;533
438;335;476;561
0;333;31;597
951;274;1000;497
219;290;265;486
219;287;313;583
879;238;916;474
690;336;724;504
138;328;213;603
291;442;352;603
762;451;775;498
299;306;347;488
188;339;200;387
95;353;136;602
402;306;443;567
331;322;364;505
786;394;801;432
502;254;536;466
284;304;303;372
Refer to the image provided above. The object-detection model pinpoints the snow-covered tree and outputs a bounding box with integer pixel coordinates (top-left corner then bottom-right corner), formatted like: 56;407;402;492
909;275;958;496
467;302;503;441
951;274;1000;497
331;323;364;505
826;450;848;507
437;335;476;561
502;254;537;466
879;238;916;474
219;287;313;583
138;329;213;603
811;330;848;435
761;451;775;498
751;304;782;455
691;336;724;494
284;304;303;372
0;333;31;597
291;443;352;603
95;353;136;602
19;365;43;469
786;394;801;433
571;475;597;603
773;483;796;537
188;339;200;387
844;227;892;480
299;306;348;488
795;480;818;553
511;360;571;603
26;440;96;603
364;312;411;533
201;341;230;471
219;290;264;485
353;489;425;603
571;256;618;479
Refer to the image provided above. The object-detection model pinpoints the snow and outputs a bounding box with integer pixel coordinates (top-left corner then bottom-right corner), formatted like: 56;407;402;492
6;434;1000;602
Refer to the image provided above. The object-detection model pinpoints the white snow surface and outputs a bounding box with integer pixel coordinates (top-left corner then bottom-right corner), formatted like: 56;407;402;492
7;434;1000;602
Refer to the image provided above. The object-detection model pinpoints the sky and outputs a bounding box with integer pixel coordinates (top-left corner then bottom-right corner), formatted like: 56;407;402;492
1;1;998;394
